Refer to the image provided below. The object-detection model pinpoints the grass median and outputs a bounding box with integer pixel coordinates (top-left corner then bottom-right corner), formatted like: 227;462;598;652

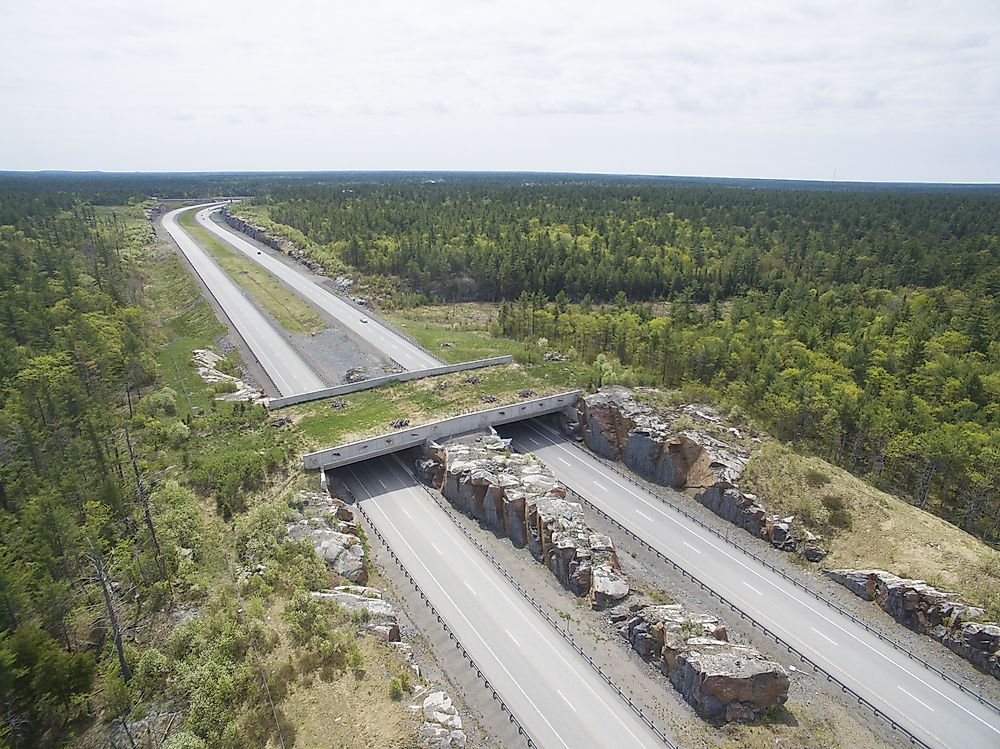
177;208;326;335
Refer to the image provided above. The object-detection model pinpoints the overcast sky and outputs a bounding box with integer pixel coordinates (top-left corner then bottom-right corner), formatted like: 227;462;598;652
2;0;998;182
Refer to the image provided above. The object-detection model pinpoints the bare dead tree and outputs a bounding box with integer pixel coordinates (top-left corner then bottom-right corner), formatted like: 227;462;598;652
123;425;165;578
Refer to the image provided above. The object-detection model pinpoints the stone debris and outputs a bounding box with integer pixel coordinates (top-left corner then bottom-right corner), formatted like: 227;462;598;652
192;349;266;404
464;375;481;385
391;418;411;429
416;691;467;748
417;434;629;607
480;395;497;403
329;399;348;409
542;350;566;361
615;603;788;722
346;367;369;383
577;387;828;562
826;569;999;680
287;491;367;584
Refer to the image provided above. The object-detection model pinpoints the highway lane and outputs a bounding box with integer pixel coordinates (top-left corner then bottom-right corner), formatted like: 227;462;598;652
195;208;443;371
162;205;326;397
339;456;666;749
500;419;1000;749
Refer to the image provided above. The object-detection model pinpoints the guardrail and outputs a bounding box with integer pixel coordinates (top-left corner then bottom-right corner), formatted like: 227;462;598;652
269;356;513;409
548;426;1000;717
356;502;538;748
410;474;677;748
509;427;947;748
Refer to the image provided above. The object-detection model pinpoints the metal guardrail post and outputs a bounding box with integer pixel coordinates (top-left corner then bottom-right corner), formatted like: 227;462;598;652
355;502;538;749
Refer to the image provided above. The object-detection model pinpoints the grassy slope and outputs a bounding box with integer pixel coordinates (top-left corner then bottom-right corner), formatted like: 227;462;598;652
176;208;325;334
743;442;1000;618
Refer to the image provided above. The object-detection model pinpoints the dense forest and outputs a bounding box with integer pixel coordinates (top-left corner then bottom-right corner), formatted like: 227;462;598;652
237;178;1000;543
0;187;324;748
1;172;998;747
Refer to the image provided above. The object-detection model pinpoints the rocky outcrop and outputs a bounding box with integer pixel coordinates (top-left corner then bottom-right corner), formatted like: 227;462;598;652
288;491;368;584
578;388;828;562
192;349;266;404
221;208;328;275
613;603;788;722
826;569;999;680
418;434;629;607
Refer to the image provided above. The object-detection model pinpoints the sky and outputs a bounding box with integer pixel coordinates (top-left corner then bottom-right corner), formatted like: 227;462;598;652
1;0;998;182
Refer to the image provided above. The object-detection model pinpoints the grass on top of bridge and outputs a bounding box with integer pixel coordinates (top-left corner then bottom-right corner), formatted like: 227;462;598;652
287;360;589;449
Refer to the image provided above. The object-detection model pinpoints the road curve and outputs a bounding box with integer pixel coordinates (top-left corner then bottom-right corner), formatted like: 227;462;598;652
339;457;666;749
195;208;443;371
500;419;1000;749
161;205;326;397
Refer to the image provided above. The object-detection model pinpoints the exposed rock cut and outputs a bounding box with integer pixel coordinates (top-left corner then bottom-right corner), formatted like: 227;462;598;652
614;603;788;722
577;387;828;562
288;490;368;584
417;434;629;607
221;208;328;275
826;569;999;680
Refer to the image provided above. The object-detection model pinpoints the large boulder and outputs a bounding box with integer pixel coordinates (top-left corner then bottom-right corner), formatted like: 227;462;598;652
425;434;629;607
618;604;788;722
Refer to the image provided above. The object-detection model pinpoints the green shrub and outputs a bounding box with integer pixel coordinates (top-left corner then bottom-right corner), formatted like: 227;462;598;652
804;468;831;488
821;494;853;529
388;677;404;700
162;732;207;749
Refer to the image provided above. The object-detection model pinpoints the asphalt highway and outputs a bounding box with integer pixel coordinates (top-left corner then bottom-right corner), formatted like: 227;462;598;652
162;205;326;397
500;419;1000;749
196;208;443;371
339;456;666;749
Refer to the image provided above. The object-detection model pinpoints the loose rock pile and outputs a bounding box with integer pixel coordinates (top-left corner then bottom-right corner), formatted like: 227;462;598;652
287;491;368;584
612;603;789;722
413;691;466;748
577;387;827;561
827;569;1000;679
417;434;629;607
192;349;266;404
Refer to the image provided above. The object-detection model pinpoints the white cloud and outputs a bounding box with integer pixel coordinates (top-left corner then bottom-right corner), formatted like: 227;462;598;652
0;0;998;180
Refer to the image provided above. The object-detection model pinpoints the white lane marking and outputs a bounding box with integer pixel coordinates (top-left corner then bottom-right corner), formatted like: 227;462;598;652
464;581;478;597
682;541;702;554
593;481;608;491
810;627;838;646
346;468;573;749
377;476;387;490
519;422;999;739
559;457;571;466
742;581;763;595
634;509;653;522
401;505;413;520
899;686;935;712
430;542;443;555
506;629;520;646
557;689;577;712
379;457;658;748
